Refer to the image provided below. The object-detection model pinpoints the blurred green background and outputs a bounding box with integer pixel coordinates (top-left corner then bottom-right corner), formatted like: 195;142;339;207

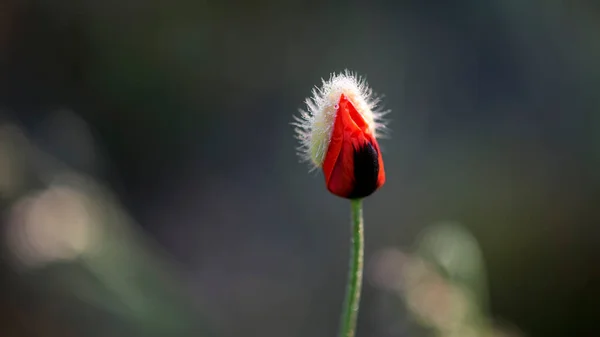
0;0;599;336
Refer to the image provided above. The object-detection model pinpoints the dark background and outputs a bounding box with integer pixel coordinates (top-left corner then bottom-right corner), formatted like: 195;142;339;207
0;0;599;336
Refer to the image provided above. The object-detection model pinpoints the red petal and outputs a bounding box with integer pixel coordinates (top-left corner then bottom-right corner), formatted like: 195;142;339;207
322;94;386;199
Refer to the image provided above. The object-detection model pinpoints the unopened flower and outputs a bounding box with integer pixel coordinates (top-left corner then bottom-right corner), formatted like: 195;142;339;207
293;70;388;199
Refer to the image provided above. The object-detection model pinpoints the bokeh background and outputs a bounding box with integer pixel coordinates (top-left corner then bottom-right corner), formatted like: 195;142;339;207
1;0;599;336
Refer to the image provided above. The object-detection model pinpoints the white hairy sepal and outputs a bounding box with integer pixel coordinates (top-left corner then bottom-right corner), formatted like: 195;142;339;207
293;70;388;169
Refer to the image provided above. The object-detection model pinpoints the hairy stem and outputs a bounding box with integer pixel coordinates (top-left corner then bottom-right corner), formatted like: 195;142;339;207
339;198;364;337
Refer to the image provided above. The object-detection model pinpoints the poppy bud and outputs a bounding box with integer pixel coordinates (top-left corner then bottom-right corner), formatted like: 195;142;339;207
293;70;388;199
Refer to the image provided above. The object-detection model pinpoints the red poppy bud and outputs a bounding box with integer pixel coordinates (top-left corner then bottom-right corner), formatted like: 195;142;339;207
293;70;389;199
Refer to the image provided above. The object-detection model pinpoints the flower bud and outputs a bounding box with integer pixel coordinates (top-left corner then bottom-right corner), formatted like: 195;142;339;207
293;71;388;199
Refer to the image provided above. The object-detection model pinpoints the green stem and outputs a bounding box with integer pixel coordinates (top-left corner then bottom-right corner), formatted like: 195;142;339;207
339;198;364;337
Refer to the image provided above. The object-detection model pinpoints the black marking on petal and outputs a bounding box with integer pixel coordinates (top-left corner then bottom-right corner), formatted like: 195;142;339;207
348;142;379;199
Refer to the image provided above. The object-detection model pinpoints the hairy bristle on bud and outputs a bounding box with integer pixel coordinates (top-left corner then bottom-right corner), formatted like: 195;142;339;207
292;70;389;170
